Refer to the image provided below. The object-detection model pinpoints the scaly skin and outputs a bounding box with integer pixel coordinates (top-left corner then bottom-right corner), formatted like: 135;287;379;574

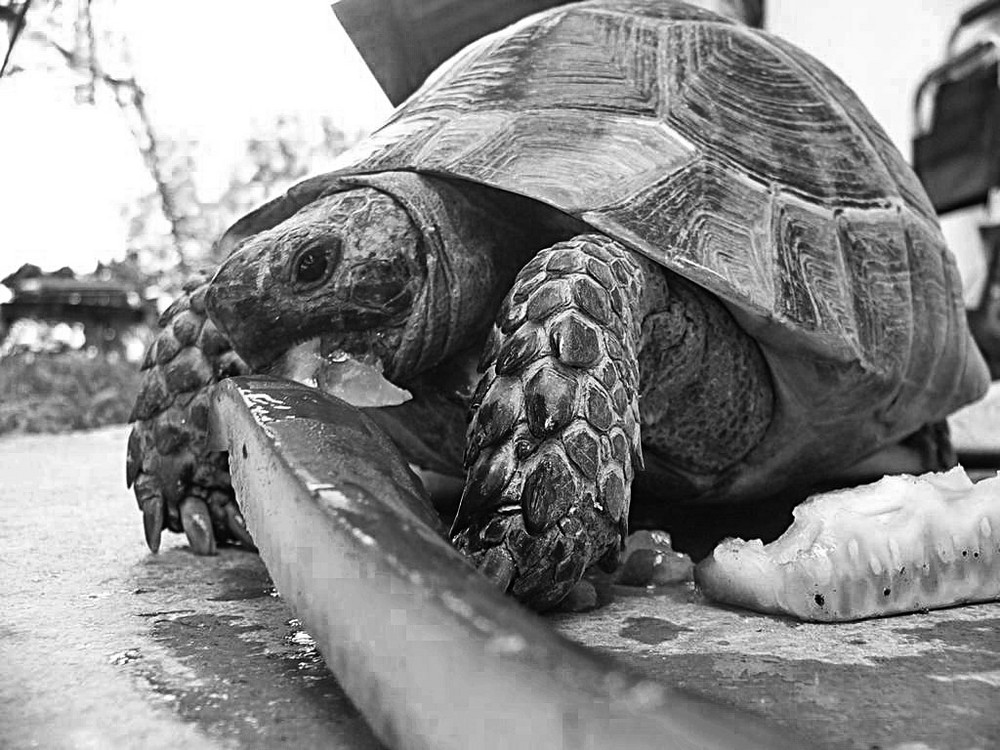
451;235;645;609
126;274;253;554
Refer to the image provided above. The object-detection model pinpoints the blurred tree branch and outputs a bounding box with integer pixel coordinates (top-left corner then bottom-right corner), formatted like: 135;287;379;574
3;0;356;295
0;0;32;76
10;0;194;272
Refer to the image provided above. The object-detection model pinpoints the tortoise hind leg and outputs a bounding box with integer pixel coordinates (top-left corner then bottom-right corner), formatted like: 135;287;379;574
899;420;957;471
451;234;644;610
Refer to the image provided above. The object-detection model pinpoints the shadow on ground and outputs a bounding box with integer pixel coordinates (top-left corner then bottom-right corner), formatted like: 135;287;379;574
127;548;383;749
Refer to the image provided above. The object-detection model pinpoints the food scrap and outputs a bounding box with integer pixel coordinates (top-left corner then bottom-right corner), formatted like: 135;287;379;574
694;467;1000;622
275;339;412;407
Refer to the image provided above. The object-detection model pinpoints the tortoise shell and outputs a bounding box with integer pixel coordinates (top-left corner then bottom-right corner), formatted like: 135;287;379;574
333;0;988;464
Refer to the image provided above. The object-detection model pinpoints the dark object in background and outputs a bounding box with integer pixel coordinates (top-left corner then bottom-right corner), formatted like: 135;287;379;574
913;0;1000;378
334;0;571;106
969;224;1000;378
332;0;765;106
913;45;1000;214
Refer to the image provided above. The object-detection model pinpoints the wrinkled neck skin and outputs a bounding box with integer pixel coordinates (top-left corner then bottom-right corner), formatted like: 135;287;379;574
371;172;555;383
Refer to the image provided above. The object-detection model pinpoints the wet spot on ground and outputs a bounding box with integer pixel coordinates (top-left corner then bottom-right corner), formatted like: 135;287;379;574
903;617;1000;652
604;637;1000;750
136;611;382;749
618;616;692;645
121;545;383;749
207;564;275;602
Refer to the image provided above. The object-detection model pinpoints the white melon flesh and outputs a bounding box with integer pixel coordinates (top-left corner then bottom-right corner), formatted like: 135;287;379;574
276;339;412;407
694;467;1000;622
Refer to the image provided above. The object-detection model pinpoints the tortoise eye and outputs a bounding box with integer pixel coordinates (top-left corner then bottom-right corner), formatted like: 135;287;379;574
292;241;338;286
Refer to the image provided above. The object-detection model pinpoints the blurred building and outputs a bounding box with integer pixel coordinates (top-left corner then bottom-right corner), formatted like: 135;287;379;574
0;263;156;356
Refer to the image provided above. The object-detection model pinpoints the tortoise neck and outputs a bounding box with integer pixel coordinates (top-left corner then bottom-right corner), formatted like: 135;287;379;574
355;172;574;381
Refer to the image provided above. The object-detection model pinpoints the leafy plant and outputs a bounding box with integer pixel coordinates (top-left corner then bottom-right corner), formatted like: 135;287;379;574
0;350;142;434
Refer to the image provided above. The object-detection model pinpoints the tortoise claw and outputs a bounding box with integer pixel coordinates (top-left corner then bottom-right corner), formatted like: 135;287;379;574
142;494;165;554
223;501;257;551
126;428;142;489
453;512;600;611
476;544;516;593
181;496;217;556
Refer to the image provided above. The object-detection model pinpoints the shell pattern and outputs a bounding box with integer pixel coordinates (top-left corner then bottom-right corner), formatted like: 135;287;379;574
334;0;988;488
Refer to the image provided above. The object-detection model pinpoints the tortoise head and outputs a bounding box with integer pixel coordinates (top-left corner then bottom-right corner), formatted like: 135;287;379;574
206;182;428;381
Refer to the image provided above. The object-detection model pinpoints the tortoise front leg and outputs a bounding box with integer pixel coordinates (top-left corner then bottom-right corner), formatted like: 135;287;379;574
451;234;644;609
127;276;254;554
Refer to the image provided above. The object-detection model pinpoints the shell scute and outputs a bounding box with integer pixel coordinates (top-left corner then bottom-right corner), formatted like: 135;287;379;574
833;207;914;380
659;22;898;205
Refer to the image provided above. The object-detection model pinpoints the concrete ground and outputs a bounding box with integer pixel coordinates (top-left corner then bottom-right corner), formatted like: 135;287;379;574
2;425;999;749
0;427;380;750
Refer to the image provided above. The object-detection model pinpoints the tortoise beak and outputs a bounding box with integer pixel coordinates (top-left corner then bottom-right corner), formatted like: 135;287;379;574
206;252;288;371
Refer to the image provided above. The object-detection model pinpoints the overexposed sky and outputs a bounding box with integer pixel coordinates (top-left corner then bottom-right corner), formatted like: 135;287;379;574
0;0;390;280
0;0;973;284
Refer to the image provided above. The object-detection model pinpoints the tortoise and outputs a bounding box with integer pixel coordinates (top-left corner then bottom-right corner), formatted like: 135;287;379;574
127;0;990;610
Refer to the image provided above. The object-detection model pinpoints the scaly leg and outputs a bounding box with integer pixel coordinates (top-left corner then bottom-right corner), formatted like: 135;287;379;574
451;234;644;610
127;276;254;554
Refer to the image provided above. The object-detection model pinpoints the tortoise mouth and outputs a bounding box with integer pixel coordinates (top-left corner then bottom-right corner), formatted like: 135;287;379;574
269;337;413;408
